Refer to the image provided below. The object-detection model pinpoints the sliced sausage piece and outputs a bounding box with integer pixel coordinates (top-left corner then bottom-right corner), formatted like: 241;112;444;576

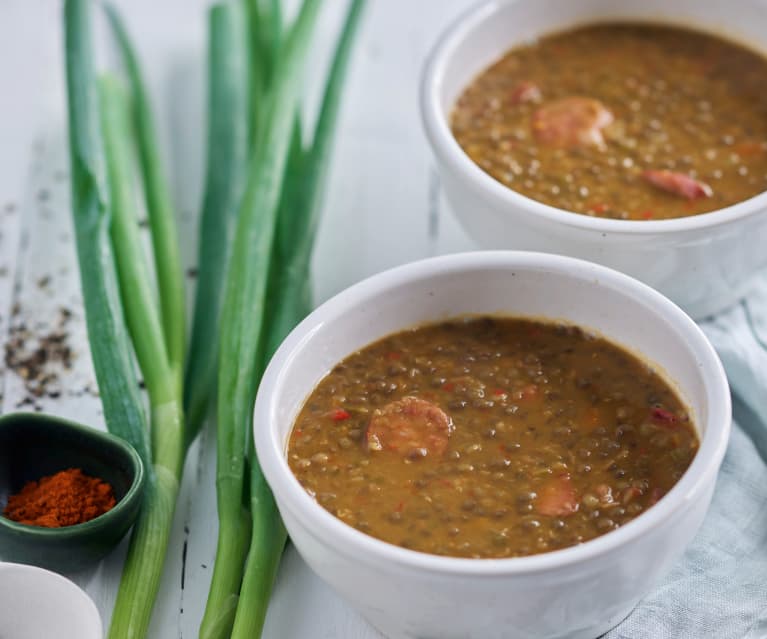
641;170;713;200
532;97;613;149
367;396;452;457
510;81;542;105
536;474;579;517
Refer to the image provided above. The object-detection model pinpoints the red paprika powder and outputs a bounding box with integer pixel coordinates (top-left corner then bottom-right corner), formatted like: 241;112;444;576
3;467;117;527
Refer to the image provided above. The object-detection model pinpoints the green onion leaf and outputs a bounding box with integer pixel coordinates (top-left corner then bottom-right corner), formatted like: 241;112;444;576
208;2;324;637
99;71;186;639
230;2;367;637
99;75;174;412
105;4;186;384
185;1;250;444
195;5;254;638
64;3;183;638
264;0;367;359
246;0;284;148
63;0;151;471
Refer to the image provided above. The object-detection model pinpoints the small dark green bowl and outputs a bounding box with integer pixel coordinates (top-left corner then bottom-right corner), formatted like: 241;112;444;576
0;412;145;572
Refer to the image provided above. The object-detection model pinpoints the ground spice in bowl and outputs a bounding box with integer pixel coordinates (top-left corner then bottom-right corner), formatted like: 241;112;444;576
3;468;117;527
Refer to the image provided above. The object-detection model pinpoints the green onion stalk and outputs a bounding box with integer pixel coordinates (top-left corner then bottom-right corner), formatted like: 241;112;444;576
230;1;367;637
184;1;250;445
99;74;185;639
246;0;283;150
64;2;188;637
105;4;186;389
202;2;324;637
63;0;152;493
191;4;252;638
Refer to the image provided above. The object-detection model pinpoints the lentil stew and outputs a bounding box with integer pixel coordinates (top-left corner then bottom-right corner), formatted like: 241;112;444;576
287;317;699;559
451;24;767;220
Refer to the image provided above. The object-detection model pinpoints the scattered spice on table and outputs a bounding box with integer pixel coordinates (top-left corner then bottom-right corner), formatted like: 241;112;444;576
3;467;117;527
4;305;73;402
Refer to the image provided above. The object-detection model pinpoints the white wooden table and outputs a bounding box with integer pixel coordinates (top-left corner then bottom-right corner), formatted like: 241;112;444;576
0;1;480;636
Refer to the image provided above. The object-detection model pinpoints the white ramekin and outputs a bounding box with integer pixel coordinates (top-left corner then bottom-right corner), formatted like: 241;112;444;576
255;251;731;639
0;562;103;639
421;0;767;320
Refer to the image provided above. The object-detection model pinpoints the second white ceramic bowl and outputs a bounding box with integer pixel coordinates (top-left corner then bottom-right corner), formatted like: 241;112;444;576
255;251;731;639
421;0;767;319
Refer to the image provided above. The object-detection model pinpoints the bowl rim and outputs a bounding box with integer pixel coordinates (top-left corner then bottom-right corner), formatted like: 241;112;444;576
255;251;731;576
0;412;145;537
420;0;767;235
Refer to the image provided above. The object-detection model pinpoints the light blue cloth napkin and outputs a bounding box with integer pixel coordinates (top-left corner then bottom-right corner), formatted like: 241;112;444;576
606;279;767;638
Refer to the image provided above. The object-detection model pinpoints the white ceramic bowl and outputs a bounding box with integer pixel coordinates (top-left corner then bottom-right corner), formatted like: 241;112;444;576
421;0;767;320
0;562;103;639
255;252;731;639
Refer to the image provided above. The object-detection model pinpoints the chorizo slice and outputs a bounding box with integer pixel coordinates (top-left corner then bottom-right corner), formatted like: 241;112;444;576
536;474;579;517
532;97;614;149
641;170;713;200
367;396;452;457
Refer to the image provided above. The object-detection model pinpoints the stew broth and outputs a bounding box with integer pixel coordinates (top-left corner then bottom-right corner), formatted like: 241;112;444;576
451;24;767;220
288;317;699;559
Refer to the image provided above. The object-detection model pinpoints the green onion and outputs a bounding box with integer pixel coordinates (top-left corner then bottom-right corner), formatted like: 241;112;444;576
219;112;303;639
185;1;250;443
65;3;187;636
264;0;366;360
230;2;367;637
99;73;186;639
249;0;283;87
206;2;323;637
99;75;173;412
67;1;364;636
195;5;253;636
63;0;151;482
246;0;283;148
105;4;186;386
261;116;308;353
